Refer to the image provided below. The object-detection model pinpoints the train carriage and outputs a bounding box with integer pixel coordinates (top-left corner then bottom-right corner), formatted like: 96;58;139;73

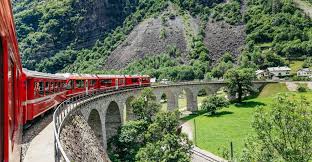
59;73;98;97
97;75;126;90
0;0;23;161
141;75;151;87
22;69;67;124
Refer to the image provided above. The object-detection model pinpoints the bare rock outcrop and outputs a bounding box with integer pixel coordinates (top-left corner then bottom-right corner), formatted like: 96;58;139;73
103;14;193;70
204;21;246;63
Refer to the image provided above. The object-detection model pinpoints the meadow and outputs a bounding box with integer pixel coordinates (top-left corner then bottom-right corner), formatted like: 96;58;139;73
181;83;312;157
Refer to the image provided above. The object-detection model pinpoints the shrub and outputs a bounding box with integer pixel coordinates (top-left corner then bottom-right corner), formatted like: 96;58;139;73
200;95;229;115
298;85;307;92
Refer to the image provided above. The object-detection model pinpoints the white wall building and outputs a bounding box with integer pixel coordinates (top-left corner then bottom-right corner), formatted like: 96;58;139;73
297;68;312;77
267;66;291;79
256;70;265;80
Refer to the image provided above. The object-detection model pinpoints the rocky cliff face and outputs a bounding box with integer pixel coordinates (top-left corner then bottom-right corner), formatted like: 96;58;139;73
73;0;135;49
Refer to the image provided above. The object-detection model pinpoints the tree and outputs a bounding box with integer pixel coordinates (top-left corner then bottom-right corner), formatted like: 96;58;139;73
303;57;312;68
136;111;192;161
224;68;255;103
221;52;234;63
200;95;229;115
211;61;233;79
109;88;192;162
241;94;312;162
136;134;192;162
131;88;160;122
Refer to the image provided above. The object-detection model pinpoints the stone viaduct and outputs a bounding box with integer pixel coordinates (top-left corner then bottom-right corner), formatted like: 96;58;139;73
68;81;268;149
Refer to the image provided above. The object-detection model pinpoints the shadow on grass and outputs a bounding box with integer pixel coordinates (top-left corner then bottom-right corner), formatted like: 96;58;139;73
204;111;234;117
180;110;234;121
234;101;266;108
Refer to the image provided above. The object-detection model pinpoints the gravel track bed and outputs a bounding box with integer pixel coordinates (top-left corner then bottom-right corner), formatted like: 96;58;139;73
21;110;53;161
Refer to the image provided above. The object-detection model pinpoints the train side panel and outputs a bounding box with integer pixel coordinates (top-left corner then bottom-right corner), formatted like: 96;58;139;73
0;0;23;161
24;77;67;123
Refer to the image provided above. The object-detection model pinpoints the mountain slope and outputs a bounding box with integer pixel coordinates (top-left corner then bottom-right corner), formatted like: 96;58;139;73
103;5;199;70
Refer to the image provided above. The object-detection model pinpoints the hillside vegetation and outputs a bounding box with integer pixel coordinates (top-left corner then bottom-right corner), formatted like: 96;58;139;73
14;0;312;81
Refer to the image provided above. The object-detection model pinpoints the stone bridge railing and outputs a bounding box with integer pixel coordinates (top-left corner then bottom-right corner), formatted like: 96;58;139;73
53;81;274;162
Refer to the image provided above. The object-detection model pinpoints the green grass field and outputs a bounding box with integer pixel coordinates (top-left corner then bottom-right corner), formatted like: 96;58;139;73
183;83;312;158
258;83;289;97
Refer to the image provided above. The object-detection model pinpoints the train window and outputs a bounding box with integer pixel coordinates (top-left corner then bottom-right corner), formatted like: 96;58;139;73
90;80;96;86
76;80;85;88
119;79;125;84
34;82;39;96
50;82;54;94
132;78;138;83
66;80;73;90
45;82;50;95
54;82;58;93
62;82;67;90
100;79;112;86
0;37;3;161
58;82;61;92
39;82;44;96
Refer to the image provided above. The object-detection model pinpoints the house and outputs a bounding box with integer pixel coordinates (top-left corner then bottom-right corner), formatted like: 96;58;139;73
256;70;266;80
266;66;291;79
297;68;312;77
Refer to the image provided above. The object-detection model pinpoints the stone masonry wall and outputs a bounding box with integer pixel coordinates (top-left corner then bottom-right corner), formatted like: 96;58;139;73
60;111;110;162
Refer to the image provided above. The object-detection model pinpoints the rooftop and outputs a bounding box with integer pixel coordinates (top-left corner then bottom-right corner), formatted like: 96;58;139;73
267;66;291;72
298;68;312;72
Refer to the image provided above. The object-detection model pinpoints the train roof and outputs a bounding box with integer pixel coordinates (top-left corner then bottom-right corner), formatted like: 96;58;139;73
23;69;66;80
97;74;126;78
56;73;98;80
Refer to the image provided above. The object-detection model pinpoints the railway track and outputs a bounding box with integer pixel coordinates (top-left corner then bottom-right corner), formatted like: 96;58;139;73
191;147;227;162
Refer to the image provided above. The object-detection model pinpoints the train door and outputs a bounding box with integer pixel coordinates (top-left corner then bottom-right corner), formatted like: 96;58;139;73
0;37;4;162
8;56;15;162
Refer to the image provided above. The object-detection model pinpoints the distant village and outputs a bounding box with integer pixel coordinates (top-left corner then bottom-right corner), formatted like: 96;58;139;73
256;66;312;81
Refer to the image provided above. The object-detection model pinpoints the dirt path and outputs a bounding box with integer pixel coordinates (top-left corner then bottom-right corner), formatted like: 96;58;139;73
294;0;312;18
308;82;312;89
286;82;298;91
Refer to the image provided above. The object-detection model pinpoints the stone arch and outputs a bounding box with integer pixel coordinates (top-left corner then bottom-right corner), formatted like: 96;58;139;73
182;87;198;112
158;89;178;111
125;96;136;121
87;109;104;146
105;101;122;141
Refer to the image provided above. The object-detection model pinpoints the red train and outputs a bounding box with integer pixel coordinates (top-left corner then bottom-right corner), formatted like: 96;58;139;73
0;1;150;162
22;72;150;125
